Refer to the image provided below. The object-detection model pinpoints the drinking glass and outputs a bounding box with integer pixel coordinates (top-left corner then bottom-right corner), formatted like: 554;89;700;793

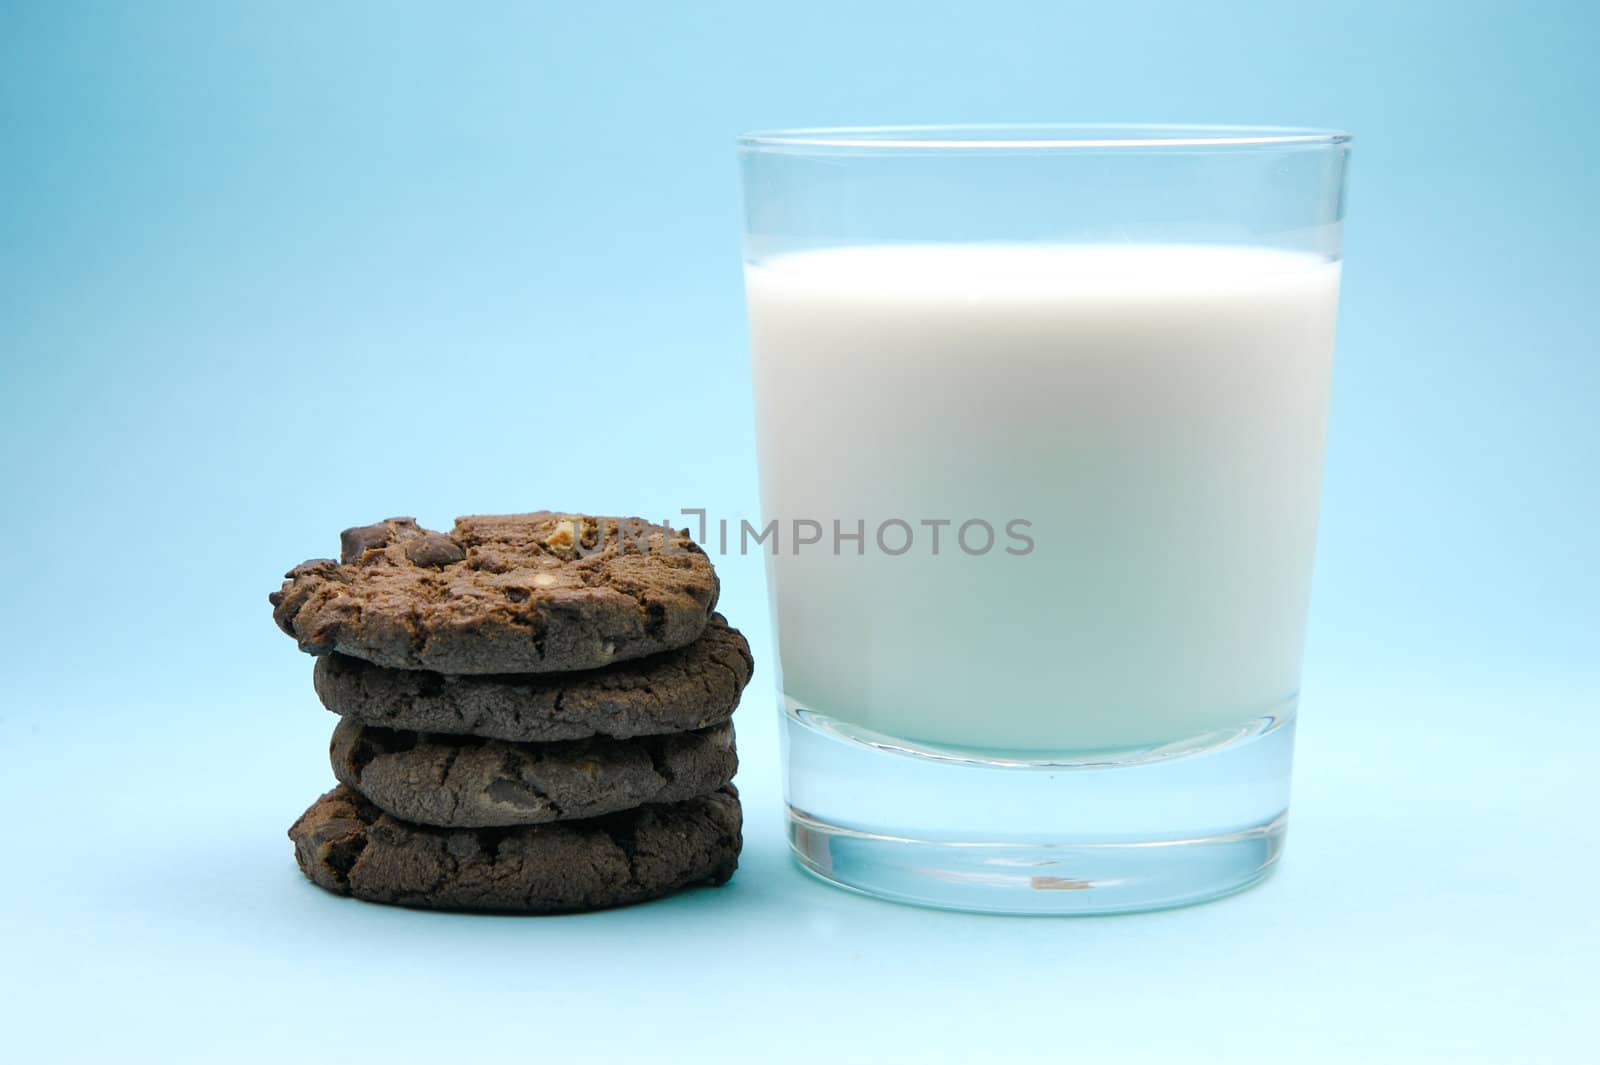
738;124;1350;913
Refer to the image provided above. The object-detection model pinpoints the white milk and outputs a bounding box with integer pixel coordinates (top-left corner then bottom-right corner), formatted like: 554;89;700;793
745;244;1340;754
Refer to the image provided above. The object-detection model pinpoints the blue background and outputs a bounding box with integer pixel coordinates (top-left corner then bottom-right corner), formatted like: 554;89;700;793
2;2;1595;1061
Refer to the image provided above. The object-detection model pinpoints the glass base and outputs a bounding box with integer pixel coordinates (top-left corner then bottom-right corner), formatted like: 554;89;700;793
782;701;1295;915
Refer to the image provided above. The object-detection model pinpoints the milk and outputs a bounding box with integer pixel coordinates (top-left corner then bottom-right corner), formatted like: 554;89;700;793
744;244;1340;754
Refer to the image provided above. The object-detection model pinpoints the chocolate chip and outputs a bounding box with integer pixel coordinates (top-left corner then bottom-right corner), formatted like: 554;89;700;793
405;535;466;568
340;523;392;563
339;518;421;563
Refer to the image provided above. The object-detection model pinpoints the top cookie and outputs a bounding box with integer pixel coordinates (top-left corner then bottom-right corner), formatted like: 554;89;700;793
270;513;718;674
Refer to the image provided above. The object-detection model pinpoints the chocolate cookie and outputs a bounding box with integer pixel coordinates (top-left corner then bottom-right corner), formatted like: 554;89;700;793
330;718;738;828
270;514;718;674
313;613;753;742
289;784;741;913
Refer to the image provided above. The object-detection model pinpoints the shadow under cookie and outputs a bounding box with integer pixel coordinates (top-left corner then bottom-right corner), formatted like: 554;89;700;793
330;717;737;828
313;613;753;742
288;783;742;913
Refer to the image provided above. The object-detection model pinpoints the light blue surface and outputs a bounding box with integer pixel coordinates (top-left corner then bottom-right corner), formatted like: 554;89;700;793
1;2;1595;1062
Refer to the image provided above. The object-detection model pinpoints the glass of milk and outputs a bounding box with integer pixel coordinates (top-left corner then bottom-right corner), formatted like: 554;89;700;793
738;125;1350;913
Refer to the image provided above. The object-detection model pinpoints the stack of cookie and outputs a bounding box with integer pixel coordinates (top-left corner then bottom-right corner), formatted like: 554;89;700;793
269;513;751;914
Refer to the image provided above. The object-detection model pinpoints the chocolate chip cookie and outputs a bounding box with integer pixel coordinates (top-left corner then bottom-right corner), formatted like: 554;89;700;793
330;718;737;828
270;514;718;674
289;783;742;913
313;612;752;742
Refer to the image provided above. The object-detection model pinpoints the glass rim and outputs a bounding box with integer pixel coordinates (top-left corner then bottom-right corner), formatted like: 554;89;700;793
737;123;1352;152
